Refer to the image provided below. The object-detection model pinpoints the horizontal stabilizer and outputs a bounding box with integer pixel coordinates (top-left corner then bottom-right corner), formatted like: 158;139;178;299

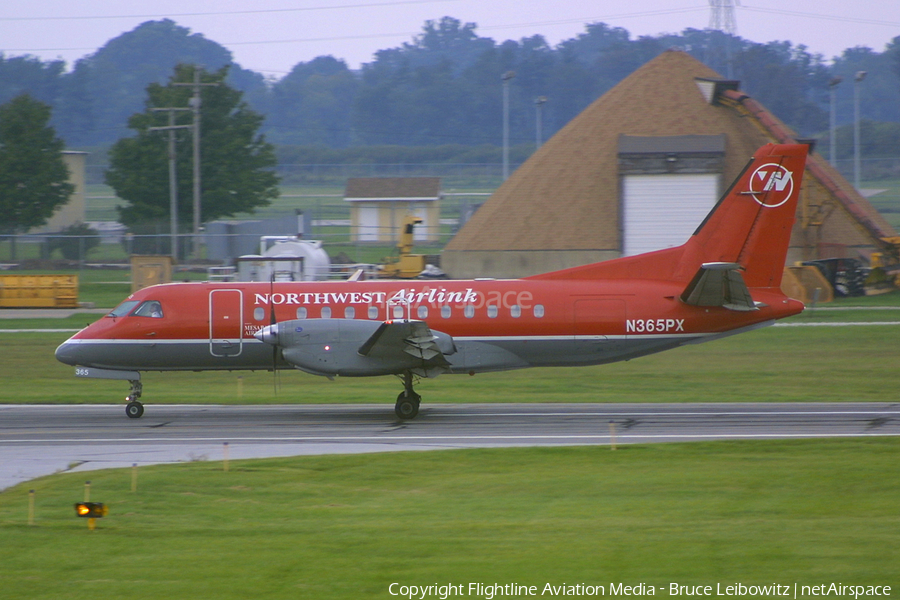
358;320;452;367
680;262;757;312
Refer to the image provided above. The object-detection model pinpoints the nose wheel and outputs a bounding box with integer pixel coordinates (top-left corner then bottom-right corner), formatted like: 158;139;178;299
126;401;144;419
125;379;144;419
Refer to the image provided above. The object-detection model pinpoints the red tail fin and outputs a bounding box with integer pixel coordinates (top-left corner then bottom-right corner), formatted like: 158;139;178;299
676;143;808;288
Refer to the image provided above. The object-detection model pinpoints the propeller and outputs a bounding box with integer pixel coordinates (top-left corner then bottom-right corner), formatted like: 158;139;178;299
269;273;280;394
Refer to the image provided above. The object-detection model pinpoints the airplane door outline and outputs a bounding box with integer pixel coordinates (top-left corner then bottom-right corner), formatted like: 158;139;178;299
209;289;244;357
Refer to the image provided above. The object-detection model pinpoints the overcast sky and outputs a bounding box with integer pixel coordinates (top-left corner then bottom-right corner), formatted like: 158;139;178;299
3;0;899;76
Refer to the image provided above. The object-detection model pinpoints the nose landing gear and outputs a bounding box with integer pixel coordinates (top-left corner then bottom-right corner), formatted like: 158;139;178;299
125;379;144;419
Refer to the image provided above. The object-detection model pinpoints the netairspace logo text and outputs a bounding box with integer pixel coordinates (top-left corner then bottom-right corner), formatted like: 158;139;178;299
387;582;893;600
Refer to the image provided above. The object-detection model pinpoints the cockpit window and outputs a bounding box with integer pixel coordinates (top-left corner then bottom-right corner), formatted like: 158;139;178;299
133;300;164;318
107;300;139;317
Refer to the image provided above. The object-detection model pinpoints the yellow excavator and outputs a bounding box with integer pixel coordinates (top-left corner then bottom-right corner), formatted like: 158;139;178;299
378;215;426;279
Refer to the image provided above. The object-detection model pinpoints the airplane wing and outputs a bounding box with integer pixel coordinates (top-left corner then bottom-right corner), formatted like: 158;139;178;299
680;262;758;312
358;320;452;367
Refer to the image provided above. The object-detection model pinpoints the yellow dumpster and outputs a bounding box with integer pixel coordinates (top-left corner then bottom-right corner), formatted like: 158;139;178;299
0;274;79;308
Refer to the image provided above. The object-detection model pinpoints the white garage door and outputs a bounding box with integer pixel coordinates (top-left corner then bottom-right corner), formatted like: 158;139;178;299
357;206;379;242
622;174;719;256
411;207;429;241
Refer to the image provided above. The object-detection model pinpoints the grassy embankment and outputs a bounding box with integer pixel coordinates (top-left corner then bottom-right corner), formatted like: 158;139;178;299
0;440;897;599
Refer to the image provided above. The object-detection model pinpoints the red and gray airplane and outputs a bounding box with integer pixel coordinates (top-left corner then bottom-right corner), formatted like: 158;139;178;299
56;143;809;420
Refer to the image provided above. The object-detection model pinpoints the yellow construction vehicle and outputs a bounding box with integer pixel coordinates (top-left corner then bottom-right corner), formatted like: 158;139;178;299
378;215;426;279
867;236;900;290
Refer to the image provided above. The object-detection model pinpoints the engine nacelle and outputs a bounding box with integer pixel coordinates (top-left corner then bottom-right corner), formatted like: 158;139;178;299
255;318;455;377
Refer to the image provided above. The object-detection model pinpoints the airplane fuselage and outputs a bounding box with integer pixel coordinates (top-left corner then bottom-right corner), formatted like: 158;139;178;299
56;277;802;376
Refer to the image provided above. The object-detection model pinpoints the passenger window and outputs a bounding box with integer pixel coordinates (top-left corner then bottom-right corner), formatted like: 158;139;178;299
392;305;404;319
487;305;498;318
441;305;451;318
321;307;331;319
464;305;475;319
417;305;428;319
534;304;545;318
296;307;307;319
510;305;521;318
133;300;164;318
254;307;265;321
344;306;355;319
368;306;379;320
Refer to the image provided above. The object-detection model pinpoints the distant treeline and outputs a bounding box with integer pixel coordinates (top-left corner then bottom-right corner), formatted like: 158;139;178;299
2;17;900;153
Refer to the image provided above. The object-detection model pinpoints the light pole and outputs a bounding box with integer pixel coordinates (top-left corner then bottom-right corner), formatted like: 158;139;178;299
534;96;547;150
501;71;515;180
853;70;866;190
828;77;842;167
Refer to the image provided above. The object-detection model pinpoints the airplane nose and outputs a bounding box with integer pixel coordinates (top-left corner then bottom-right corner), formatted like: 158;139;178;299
254;324;278;345
55;340;79;366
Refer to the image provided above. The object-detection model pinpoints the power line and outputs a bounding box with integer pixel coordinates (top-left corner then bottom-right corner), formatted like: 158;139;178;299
477;7;706;33
3;7;708;54
0;0;456;22
739;6;900;28
6;5;896;68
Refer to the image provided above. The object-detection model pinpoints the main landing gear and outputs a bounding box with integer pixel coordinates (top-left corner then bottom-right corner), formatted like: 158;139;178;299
125;379;144;419
394;372;421;420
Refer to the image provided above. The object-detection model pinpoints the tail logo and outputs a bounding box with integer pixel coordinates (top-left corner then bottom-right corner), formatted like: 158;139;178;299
748;163;794;208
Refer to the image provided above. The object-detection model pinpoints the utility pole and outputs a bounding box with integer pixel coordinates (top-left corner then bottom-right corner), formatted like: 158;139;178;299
174;69;219;257
149;108;191;260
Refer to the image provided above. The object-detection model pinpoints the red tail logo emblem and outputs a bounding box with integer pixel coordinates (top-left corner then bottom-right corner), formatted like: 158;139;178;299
748;163;794;208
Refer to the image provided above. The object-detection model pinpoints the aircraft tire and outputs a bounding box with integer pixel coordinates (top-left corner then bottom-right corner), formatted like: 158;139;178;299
394;393;420;420
125;401;144;419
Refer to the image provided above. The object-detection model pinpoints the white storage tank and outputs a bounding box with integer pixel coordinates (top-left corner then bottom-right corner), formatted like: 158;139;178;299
236;237;331;281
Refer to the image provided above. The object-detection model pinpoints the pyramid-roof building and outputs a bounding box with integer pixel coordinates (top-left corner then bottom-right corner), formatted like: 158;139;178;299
442;50;894;279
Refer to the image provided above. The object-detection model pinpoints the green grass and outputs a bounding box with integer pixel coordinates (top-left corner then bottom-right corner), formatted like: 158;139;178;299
1;440;897;599
806;288;900;307
3;323;898;406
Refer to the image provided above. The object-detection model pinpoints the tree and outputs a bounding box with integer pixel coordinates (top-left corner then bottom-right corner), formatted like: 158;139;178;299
0;54;65;108
59;19;240;146
267;56;359;146
732;42;829;136
0;94;74;244
48;222;100;260
106;65;279;234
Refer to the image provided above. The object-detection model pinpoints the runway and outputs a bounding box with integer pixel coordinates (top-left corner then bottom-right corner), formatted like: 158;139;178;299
2;402;898;490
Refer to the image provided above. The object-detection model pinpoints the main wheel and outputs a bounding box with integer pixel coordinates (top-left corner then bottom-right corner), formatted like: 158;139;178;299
394;392;420;420
125;401;144;419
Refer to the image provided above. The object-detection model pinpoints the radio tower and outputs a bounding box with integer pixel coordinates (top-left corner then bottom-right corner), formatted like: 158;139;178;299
708;0;738;35
708;0;739;78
